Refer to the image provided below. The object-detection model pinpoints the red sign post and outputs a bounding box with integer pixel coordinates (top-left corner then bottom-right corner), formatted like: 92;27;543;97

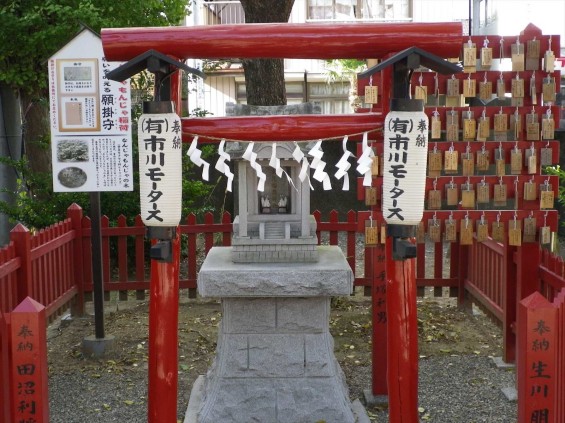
1;310;11;423
517;292;557;423
9;297;49;423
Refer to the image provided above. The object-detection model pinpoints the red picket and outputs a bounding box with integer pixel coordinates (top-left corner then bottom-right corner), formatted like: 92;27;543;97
0;309;11;423
67;204;85;315
346;210;356;275
10;298;49;423
117;215;129;301
134;215;147;300
555;290;565;423
185;213;198;298
10;224;32;304
101;215;111;301
204;212;214;254
222;211;232;246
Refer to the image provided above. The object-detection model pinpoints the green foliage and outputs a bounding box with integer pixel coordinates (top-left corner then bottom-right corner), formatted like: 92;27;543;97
0;156;89;229
0;0;188;94
324;59;366;83
544;165;565;206
0;0;217;231
0;118;217;230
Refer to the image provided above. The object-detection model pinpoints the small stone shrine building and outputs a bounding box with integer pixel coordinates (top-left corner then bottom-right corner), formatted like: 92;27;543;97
185;112;363;423
231;142;318;263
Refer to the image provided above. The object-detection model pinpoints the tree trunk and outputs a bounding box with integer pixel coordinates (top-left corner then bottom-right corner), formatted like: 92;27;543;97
240;0;294;106
20;90;51;175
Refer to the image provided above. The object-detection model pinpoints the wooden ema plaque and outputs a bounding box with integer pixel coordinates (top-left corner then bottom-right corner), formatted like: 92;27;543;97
365;222;378;246
517;293;557;423
10;298;49;423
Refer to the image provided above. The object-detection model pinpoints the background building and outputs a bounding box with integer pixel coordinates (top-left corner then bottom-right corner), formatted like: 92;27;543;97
185;0;564;118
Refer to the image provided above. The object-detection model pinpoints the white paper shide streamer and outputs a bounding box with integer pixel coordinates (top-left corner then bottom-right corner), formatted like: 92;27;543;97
215;139;234;192
335;135;353;190
243;142;266;192
138;112;182;227
382;110;428;225
187;135;210;181
270;143;297;191
308;140;332;190
356;132;374;187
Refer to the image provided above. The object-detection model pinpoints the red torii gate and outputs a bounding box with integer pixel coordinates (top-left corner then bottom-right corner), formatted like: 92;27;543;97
102;22;463;423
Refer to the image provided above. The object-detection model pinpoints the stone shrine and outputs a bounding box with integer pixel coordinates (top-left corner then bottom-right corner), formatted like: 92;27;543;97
185;141;363;423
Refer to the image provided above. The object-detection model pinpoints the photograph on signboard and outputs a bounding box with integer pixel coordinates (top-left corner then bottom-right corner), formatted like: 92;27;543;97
57;59;100;132
56;139;89;162
57;166;88;189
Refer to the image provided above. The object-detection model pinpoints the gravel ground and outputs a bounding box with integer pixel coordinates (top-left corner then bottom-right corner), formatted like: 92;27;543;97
48;237;517;422
47;301;517;423
48;355;516;423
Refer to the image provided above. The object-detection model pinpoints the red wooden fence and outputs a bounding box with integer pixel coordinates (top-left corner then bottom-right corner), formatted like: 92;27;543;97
3;203;565;421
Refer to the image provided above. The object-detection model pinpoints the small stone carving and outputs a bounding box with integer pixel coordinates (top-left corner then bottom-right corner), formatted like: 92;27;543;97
261;195;271;213
278;195;287;213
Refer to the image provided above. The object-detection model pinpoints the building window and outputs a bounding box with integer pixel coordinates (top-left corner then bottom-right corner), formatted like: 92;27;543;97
236;81;352;114
307;0;412;21
477;0;495;28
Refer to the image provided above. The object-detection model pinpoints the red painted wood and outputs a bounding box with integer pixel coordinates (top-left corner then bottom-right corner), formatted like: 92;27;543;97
117;215;129;301
101;22;464;62
346;210;357;275
148;231;180;423
370;243;388;395
10;225;32;303
204;213;214;253
386;237;418;423
555;291;565;423
182;113;383;143
101;215;111;287
134;215;146;300
221;211;232;247
185;214;198;287
0;310;11;423
517;292;557;423
517;244;542;304
433;240;443;297
503;243;518;363
81;217;92;293
10;297;49;423
329;210;339;246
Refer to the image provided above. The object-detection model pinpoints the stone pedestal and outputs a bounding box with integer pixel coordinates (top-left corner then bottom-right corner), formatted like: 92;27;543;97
185;246;357;423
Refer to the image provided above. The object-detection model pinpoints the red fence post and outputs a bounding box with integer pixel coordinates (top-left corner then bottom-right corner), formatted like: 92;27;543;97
0;310;11;423
554;289;565;423
9;297;49;423
503;242;518;363
67;204;85;316
10;224;32;304
517;292;557;423
516;244;541;304
185;213;198;298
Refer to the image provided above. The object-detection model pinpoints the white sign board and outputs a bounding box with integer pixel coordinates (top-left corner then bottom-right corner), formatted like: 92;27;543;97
382;110;428;226
48;29;133;192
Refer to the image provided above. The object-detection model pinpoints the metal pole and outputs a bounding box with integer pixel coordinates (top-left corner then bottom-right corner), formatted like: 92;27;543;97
89;191;105;339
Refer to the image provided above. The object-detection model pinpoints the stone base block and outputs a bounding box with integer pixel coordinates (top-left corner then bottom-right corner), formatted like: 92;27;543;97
198;246;353;298
185;375;361;423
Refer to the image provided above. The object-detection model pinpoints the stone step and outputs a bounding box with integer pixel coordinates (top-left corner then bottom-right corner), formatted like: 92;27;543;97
264;222;284;239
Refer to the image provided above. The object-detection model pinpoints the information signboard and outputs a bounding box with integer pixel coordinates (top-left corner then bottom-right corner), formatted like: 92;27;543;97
48;28;133;192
